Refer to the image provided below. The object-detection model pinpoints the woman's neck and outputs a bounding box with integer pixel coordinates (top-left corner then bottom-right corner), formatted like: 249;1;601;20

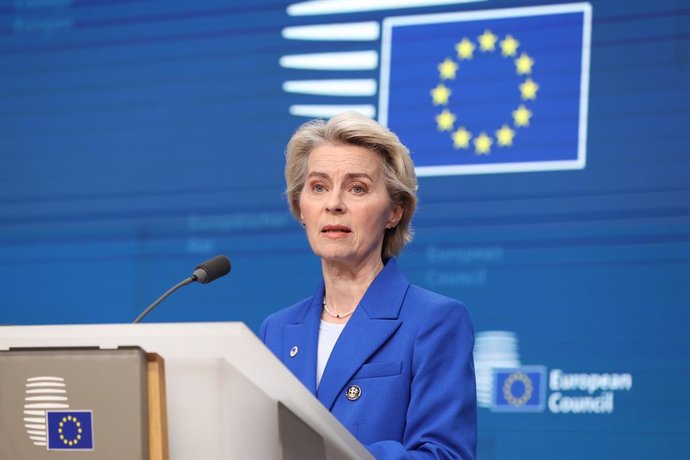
321;257;385;323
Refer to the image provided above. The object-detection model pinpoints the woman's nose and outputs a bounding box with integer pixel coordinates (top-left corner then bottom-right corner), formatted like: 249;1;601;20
325;190;345;214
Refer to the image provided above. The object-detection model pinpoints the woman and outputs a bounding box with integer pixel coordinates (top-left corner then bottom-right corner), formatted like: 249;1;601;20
260;112;476;459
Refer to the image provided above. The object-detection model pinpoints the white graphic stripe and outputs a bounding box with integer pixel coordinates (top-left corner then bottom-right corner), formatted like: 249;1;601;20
282;22;379;41
27;376;64;382
27;388;67;394
25;395;68;401
24;423;47;430
23;417;46;423
289;104;375;118
288;0;486;16
24;403;70;409
283;79;376;96
280;51;378;70
27;382;65;388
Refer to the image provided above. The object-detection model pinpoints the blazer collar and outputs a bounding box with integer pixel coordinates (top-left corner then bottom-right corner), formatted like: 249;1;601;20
288;258;409;322
283;293;323;394
316;258;410;409
357;258;408;320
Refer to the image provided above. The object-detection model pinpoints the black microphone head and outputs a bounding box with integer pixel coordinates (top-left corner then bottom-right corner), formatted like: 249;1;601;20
193;255;231;284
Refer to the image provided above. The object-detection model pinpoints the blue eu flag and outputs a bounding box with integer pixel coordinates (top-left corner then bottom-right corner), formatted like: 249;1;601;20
491;366;546;412
46;410;94;450
379;4;591;175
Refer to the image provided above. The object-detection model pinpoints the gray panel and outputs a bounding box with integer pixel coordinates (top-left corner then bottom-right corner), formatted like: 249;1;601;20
0;347;148;460
278;401;326;460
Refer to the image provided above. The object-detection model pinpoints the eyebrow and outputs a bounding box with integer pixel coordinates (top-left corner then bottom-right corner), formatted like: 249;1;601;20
307;171;375;182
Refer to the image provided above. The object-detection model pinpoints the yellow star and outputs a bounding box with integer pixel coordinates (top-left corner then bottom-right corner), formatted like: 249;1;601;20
452;127;472;149
478;30;498;52
500;34;519;57
496;124;516;147
455;38;475;60
519;78;539;100
513;105;532;127
474;132;492;155
431;84;451;106
515;52;534;75
438;58;459;80
435;109;456;131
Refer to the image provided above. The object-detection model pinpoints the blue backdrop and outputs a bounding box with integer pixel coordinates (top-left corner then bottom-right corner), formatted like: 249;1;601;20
1;0;689;458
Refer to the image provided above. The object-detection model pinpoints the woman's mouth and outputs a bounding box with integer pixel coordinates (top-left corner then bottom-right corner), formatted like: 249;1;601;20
321;225;351;236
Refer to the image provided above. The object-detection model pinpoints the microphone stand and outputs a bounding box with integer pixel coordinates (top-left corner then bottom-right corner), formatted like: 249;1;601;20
133;275;196;323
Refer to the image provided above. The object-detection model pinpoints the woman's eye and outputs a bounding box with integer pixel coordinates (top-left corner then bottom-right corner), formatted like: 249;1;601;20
312;183;326;193
351;185;366;194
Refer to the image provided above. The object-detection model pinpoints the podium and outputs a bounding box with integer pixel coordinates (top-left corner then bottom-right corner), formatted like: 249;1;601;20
0;323;374;460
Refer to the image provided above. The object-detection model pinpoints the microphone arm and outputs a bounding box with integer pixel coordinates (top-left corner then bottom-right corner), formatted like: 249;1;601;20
132;255;231;323
133;275;196;324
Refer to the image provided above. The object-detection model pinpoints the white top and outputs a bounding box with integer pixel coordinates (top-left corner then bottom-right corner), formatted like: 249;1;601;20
317;320;347;388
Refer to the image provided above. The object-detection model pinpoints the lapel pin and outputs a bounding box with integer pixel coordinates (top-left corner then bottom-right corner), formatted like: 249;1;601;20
289;346;299;357
346;385;362;401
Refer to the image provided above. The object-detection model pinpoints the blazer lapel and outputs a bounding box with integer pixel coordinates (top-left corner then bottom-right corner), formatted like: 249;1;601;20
282;285;324;395
316;259;409;410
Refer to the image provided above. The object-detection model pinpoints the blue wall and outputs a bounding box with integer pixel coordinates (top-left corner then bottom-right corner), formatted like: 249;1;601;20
1;0;688;458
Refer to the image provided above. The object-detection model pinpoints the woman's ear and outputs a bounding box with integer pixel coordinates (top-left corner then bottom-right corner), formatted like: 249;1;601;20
387;203;404;229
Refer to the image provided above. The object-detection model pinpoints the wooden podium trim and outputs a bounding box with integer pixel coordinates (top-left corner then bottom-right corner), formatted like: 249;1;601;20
147;353;169;460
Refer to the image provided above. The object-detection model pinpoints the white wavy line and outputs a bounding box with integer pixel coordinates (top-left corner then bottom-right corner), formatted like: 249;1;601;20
27;382;65;388
25;396;68;401
289;104;375;118
283;79;376;96
24;417;46;423
33;442;47;446
26;388;67;394
287;0;486;16
29;435;47;441
282;22;379;41
280;51;378;70
26;429;47;435
24;403;70;409
25;423;47;430
27;376;64;382
24;410;46;416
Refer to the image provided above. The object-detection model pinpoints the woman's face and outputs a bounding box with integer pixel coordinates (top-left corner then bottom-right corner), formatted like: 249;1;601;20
299;143;403;267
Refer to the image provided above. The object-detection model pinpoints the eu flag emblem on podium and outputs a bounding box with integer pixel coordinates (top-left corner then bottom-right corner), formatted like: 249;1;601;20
379;4;592;175
46;410;94;450
491;366;546;412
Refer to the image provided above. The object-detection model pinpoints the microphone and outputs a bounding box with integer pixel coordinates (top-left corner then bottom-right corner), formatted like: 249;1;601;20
133;255;231;323
193;255;232;283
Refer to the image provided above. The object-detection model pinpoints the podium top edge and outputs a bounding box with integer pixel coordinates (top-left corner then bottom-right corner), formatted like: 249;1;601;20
0;322;254;344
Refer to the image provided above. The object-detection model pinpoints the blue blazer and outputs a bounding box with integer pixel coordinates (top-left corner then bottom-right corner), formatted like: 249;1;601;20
260;259;477;459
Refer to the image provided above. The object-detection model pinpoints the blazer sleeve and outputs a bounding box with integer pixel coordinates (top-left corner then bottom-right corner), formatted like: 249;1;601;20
367;301;477;460
259;315;269;343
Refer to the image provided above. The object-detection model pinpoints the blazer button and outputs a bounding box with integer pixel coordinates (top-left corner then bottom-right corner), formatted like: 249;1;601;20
289;346;299;357
346;385;362;401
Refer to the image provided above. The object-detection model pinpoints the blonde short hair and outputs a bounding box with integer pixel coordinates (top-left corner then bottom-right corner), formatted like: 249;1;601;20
285;112;418;259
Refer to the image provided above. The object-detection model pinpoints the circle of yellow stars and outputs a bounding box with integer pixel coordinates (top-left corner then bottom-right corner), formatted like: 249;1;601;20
431;30;538;155
503;372;534;406
58;415;84;447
